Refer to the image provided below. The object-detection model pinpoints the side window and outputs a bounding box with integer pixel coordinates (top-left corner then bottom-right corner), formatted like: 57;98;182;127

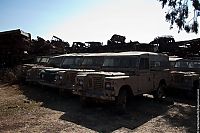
150;61;169;69
175;61;188;68
36;57;41;63
150;61;160;68
139;58;149;70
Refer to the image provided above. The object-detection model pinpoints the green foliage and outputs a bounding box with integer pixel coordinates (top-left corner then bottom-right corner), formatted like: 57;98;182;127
159;0;200;33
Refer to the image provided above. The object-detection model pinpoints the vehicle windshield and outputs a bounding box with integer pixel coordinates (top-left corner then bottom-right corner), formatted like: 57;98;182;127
102;56;138;68
48;57;62;67
188;61;200;69
61;57;83;68
174;61;189;68
36;57;41;63
81;56;103;68
40;57;49;63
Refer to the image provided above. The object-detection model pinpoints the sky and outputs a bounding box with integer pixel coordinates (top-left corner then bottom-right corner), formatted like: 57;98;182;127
0;0;199;45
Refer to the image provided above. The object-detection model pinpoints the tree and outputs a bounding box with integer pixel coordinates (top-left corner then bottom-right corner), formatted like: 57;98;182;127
158;0;200;33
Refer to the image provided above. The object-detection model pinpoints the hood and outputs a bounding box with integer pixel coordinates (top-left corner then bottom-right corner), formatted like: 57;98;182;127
23;64;36;67
45;68;95;73
32;65;52;69
171;70;199;76
45;68;68;72
79;71;126;77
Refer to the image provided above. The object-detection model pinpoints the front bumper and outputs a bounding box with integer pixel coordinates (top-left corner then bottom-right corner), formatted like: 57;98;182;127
26;76;40;83
39;80;58;88
73;86;115;101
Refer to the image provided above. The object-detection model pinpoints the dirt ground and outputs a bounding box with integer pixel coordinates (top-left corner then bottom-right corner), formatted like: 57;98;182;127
0;81;197;133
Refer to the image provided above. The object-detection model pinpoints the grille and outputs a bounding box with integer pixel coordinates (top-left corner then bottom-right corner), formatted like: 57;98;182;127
69;73;77;84
173;75;183;83
43;73;56;83
93;76;103;90
31;71;38;79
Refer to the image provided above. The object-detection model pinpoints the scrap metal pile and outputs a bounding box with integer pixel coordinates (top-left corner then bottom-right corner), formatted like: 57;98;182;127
0;29;200;68
149;36;200;57
0;29;70;68
0;29;31;68
70;34;154;53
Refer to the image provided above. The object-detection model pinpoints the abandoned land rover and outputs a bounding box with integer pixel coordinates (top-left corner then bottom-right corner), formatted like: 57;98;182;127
18;56;51;81
39;53;86;88
26;54;66;83
169;57;200;96
73;51;170;109
53;53;112;94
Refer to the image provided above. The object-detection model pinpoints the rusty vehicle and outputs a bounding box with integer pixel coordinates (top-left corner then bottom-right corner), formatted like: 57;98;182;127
73;51;170;110
39;53;87;88
0;29;31;68
16;56;51;81
169;57;200;96
26;54;66;83
39;53;109;94
53;53;111;94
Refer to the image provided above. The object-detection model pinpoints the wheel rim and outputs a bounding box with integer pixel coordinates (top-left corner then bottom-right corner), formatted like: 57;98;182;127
157;86;164;99
118;91;127;109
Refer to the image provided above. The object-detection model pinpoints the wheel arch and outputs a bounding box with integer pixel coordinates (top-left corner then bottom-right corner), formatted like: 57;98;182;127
159;79;167;86
193;79;199;89
117;85;133;97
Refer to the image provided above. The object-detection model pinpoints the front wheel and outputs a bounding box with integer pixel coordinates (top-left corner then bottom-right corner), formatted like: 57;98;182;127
116;89;127;113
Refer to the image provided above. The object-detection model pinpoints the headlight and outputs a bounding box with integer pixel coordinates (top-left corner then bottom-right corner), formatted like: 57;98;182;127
59;75;63;80
55;75;59;80
27;72;30;76
41;73;44;79
38;71;41;76
105;82;111;89
79;80;83;86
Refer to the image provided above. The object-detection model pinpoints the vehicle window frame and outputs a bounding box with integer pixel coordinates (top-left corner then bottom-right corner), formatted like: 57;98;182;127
139;58;149;70
102;56;139;69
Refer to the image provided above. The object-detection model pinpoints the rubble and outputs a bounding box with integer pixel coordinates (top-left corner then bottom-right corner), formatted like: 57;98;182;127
0;29;200;70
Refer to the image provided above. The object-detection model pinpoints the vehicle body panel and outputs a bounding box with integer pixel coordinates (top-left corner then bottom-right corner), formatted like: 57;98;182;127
73;51;170;101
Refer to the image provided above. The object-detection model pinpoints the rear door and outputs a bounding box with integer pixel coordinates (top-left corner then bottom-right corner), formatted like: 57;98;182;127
138;57;153;93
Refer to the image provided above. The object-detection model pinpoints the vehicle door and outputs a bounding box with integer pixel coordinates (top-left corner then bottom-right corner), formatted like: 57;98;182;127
138;57;153;93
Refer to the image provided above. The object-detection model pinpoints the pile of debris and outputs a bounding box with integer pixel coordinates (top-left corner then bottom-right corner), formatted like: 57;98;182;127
1;29;200;69
150;35;200;57
0;29;31;68
0;29;70;68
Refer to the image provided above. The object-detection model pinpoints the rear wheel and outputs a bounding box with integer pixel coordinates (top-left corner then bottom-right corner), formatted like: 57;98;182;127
190;80;199;99
116;89;128;113
153;83;166;100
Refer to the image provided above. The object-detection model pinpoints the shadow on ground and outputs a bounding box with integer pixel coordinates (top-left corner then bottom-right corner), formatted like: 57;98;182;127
19;84;196;133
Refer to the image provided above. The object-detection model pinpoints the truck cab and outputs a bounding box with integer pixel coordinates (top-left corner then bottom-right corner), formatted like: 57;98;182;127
169;57;200;95
73;51;170;109
26;54;66;83
53;53;110;94
39;53;85;88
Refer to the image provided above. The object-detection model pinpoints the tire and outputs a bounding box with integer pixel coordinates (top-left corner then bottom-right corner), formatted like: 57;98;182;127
190;82;199;99
153;83;166;100
59;88;64;96
116;89;127;113
80;96;88;107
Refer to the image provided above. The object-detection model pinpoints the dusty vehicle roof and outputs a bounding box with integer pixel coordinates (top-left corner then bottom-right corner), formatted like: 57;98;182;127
52;53;90;58
169;57;200;62
119;51;167;56
51;51;168;58
169;57;183;62
83;51;168;57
